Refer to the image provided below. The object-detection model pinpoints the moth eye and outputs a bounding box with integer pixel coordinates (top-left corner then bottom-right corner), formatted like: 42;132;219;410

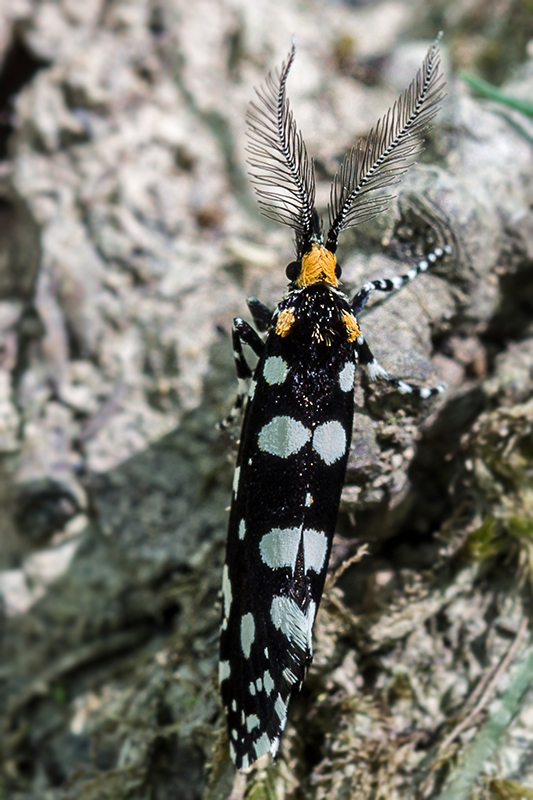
335;263;342;279
286;261;300;281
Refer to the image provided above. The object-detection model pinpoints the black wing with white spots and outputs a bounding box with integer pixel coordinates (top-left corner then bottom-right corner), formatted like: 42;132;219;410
220;284;358;768
220;36;447;770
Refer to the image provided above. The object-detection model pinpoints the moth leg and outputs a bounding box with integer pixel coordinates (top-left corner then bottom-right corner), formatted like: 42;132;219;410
356;335;445;399
219;318;265;430
247;296;273;332
350;244;452;315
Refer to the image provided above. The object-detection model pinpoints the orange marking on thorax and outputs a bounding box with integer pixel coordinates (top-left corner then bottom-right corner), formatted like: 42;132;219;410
342;311;361;342
275;308;296;337
296;244;338;287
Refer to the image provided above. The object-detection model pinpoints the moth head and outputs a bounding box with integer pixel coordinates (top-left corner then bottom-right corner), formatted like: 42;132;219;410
286;244;338;288
284;210;341;287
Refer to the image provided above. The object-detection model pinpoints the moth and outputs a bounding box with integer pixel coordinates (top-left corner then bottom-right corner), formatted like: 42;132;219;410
219;35;447;770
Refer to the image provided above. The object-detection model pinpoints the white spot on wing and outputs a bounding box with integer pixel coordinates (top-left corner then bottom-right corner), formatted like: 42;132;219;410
248;379;257;400
222;565;232;620
303;529;328;573
270;596;317;655
256;677;262;692
233;466;241;494
241;612;255;658
274;694;288;726
249;682;256;696
238;519;246;540
312;421;346;465
254;732;271;759
260;527;301;571
246;714;260;732
258;416;310;458
305;492;313;507
338;361;356;392
219;660;231;683
263;671;275;695
263;356;289;385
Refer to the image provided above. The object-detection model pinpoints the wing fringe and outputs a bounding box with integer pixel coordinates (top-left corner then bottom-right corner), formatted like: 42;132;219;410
326;34;445;251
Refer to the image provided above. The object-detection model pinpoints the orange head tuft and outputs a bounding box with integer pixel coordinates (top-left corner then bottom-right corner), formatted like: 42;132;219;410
296;244;338;287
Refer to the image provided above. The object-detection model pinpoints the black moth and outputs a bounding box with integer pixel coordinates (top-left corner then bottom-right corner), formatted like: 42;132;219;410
219;36;447;770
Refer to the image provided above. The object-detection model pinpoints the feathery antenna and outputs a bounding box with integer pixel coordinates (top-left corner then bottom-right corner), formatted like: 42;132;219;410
326;34;445;252
246;40;317;251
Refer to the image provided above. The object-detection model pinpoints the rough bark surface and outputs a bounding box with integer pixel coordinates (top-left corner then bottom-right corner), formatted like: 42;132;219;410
1;2;533;799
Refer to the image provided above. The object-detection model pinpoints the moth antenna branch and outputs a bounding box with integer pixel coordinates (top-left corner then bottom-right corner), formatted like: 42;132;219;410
246;41;317;250
326;34;445;252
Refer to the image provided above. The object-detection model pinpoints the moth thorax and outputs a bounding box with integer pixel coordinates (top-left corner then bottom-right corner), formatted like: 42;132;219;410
296;244;338;287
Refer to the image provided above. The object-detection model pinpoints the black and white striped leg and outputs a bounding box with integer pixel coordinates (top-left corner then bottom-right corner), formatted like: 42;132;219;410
350;244;452;315
356;335;445;399
219;318;266;430
247;296;273;332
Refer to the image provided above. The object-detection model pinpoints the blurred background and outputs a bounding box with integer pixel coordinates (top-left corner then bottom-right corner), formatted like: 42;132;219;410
1;1;533;798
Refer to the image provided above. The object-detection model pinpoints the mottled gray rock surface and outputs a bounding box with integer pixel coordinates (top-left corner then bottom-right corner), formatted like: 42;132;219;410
1;1;533;799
